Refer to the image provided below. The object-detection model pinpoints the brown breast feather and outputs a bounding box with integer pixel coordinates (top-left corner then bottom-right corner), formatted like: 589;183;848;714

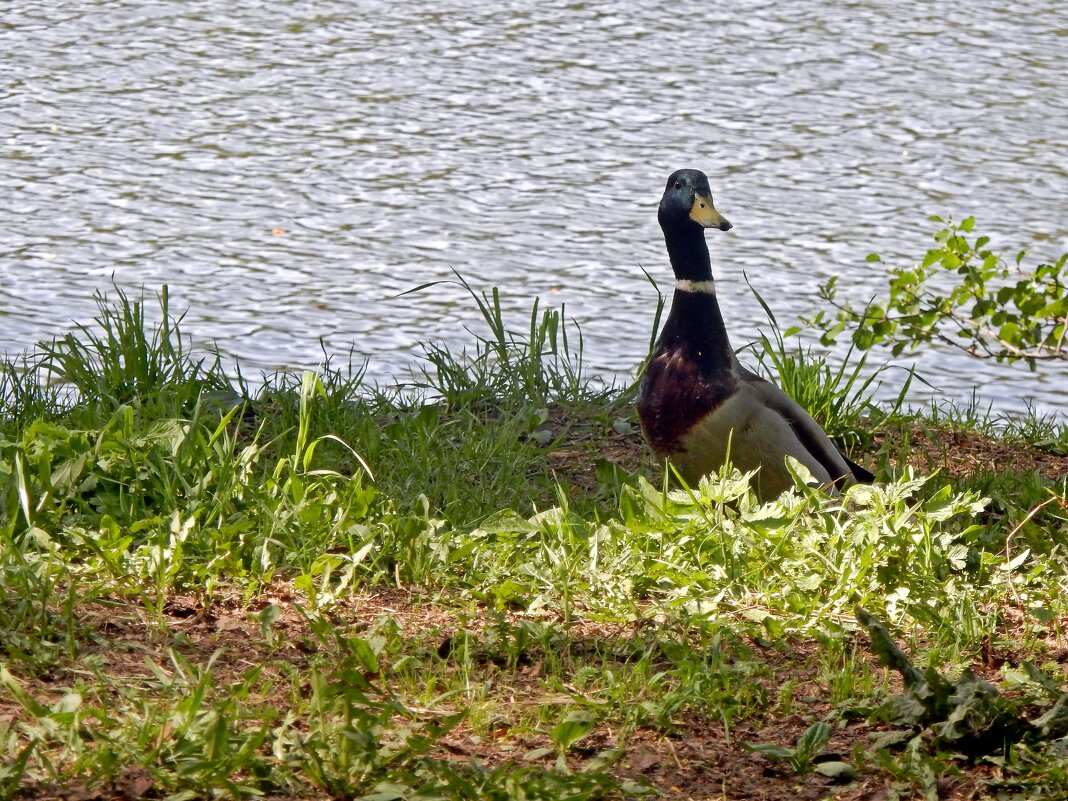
638;347;737;456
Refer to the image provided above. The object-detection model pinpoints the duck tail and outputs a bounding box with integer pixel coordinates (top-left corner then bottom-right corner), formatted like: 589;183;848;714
844;455;875;484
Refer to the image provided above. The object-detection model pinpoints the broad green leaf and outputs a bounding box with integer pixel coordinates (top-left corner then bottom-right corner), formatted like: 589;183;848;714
793;721;831;763
1033;695;1068;739
744;742;794;761
814;761;856;780
551;711;597;750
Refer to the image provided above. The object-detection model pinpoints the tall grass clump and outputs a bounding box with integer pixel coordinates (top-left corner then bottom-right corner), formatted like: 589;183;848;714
0;357;64;436
405;272;619;411
35;284;235;418
745;282;915;454
252;363;572;530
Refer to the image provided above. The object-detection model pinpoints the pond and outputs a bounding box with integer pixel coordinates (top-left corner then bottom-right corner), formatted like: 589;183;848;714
2;0;1066;414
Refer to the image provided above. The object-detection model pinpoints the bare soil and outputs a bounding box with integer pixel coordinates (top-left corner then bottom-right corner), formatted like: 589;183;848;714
8;582;1068;801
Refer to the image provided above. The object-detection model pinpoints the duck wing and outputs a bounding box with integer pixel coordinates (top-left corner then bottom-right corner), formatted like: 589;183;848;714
732;359;869;490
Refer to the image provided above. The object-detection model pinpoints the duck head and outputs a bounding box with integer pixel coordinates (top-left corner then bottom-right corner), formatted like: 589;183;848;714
658;169;732;234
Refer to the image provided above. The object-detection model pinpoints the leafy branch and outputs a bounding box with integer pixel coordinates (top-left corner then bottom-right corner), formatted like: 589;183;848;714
802;217;1068;369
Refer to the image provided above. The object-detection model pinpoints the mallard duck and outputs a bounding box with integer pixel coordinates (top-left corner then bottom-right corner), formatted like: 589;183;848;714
637;168;873;501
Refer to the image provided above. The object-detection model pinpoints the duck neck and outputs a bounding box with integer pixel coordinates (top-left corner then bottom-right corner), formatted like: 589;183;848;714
664;224;713;282
657;226;733;371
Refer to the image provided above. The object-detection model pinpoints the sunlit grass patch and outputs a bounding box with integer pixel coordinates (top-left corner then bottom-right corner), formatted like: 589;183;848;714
1;280;1067;799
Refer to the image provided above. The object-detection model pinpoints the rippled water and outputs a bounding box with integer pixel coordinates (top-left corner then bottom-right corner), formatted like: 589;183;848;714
2;1;1066;413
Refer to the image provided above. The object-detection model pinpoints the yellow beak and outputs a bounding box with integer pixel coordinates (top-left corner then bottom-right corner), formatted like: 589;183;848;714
689;194;732;230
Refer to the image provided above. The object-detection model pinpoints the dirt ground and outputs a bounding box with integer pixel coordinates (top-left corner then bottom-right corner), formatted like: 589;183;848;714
7;580;1068;801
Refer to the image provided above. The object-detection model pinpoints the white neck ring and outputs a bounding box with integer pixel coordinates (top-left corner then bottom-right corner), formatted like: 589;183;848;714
674;279;716;295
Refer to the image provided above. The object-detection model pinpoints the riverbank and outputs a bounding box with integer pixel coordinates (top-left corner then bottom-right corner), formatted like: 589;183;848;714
2;287;1066;800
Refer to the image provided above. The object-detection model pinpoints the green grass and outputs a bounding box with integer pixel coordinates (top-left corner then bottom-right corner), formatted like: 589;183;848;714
747;280;916;455
908;390;1068;455
1;283;1067;799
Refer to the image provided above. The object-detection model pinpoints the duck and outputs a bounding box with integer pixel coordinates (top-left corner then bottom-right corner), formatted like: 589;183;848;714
636;168;873;501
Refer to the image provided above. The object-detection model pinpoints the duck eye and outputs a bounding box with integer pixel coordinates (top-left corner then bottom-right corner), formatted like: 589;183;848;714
674;180;682;190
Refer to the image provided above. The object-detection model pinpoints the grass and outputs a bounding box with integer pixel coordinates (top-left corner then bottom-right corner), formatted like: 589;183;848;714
746;279;917;454
0;283;1066;800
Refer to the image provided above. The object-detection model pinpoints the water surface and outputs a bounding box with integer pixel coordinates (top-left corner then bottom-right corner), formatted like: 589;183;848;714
2;0;1066;412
